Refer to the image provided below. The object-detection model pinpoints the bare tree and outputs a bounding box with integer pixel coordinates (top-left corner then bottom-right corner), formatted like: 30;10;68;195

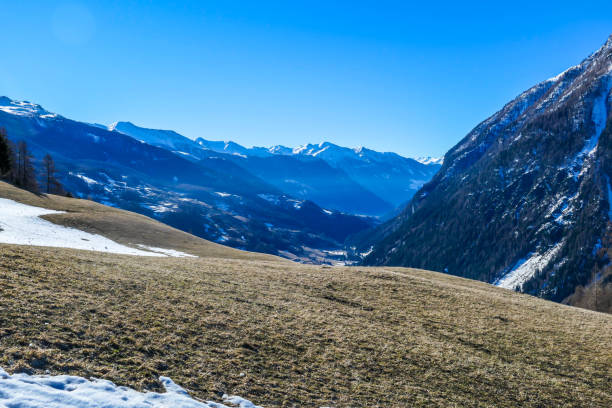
42;154;54;193
41;153;64;194
15;141;39;193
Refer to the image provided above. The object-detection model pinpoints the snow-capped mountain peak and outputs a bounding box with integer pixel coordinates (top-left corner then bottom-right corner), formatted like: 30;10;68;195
267;145;293;155
415;156;444;165
0;96;59;119
108;121;133;132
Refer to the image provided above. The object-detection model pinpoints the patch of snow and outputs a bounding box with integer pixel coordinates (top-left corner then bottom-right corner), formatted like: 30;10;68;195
292;145;308;155
0;367;262;408
257;194;279;205
222;395;263;408
546;191;579;226
146;204;177;213
311;145;330;157
536;73;576;112
545;65;578;83
289;199;303;210
69;172;99;186
559;75;612;180
324;249;346;256
415;156;443;165
136;245;197;258
360;246;374;258
495;240;565;290
267;145;292;155
0;198;164;256
0;98;58;118
173;151;197;159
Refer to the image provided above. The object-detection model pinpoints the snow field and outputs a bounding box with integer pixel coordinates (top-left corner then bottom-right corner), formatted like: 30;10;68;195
0;198;194;258
0;367;262;408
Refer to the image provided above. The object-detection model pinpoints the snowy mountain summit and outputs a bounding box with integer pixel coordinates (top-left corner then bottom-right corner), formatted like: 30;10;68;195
110;123;441;212
415;156;444;165
0;96;58;119
363;34;612;311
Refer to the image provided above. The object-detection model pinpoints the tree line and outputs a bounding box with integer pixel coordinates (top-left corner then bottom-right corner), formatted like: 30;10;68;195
0;128;67;195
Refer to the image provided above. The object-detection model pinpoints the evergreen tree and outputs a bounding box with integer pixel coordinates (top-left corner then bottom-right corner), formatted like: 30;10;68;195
0;128;15;181
15;141;39;193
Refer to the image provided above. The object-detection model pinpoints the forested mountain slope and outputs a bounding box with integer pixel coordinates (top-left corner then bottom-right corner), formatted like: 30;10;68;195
363;35;612;312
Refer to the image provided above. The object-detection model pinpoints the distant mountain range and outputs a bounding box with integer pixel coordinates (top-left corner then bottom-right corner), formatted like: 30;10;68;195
0;97;440;263
359;34;612;312
110;121;440;215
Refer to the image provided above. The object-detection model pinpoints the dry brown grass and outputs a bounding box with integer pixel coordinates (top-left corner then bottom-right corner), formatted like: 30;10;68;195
0;182;611;406
0;244;611;407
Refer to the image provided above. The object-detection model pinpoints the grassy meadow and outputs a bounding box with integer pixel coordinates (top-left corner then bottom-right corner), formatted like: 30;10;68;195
0;182;610;406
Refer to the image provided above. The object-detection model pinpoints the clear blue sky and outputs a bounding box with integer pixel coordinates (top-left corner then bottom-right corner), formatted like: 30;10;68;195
1;1;611;157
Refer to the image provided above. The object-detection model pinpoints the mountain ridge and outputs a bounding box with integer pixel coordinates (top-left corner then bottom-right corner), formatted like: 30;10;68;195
361;34;612;312
109;121;441;213
109;120;436;172
0;97;378;263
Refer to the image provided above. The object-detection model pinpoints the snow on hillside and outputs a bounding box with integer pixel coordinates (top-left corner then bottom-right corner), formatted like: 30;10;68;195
494;240;566;290
0;367;262;408
137;244;197;257
493;72;611;291
0;198;193;257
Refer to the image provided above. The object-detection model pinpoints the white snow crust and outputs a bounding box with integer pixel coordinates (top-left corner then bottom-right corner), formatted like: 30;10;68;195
137;245;197;257
0;367;262;408
0;198;193;257
494;240;565;290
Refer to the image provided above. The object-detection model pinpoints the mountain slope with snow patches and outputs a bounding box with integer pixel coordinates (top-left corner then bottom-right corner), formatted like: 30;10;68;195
363;34;612;312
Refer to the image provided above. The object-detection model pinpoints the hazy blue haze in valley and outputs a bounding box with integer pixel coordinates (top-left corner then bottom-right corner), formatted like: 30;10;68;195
1;1;611;157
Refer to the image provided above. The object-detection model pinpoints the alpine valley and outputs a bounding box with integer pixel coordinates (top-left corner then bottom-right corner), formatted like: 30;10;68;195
359;35;612;313
1;18;612;406
0;97;440;264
